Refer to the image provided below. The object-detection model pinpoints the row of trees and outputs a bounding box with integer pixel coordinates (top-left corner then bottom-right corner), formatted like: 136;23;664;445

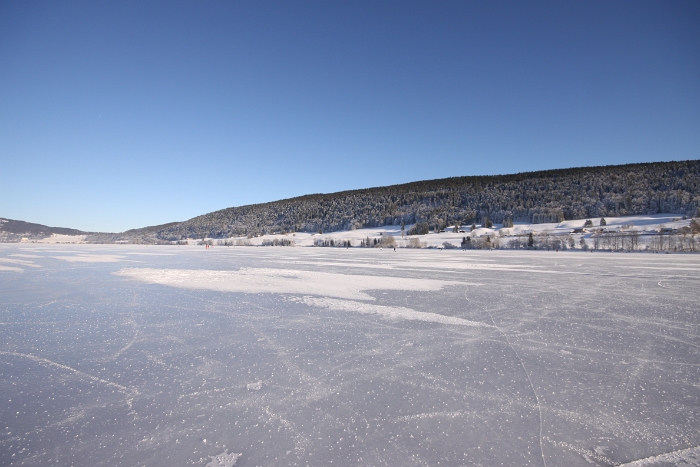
261;238;295;246
314;238;353;248
216;239;251;246
314;235;401;248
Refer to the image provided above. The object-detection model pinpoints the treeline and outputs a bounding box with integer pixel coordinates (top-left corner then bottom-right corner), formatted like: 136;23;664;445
313;235;398;248
456;219;700;252
156;160;700;240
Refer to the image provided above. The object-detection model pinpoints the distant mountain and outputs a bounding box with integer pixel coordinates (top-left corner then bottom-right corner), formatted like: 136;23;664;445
121;222;181;236
0;218;86;237
84;222;181;244
156;160;700;241
0;216;184;244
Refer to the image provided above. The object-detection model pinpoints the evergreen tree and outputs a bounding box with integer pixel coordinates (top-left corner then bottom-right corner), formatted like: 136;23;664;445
600;218;607;226
528;232;534;248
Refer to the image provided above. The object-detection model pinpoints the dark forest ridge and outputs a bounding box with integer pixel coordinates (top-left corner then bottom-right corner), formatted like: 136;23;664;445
0;218;87;236
156;160;699;241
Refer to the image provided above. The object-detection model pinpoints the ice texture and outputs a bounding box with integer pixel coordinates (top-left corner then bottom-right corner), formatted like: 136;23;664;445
205;449;242;467
619;446;700;466
0;244;698;466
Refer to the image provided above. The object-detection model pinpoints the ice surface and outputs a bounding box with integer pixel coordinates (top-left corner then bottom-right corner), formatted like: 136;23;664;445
0;244;698;466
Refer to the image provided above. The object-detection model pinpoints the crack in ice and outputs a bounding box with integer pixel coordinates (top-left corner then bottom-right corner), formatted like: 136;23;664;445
0;351;139;399
464;291;548;467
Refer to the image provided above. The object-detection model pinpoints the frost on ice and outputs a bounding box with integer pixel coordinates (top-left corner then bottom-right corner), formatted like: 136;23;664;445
246;380;262;391
205;450;241;467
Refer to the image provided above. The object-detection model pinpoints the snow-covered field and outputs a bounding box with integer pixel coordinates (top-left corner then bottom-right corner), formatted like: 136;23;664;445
205;213;694;250
34;234;87;244
1;244;698;466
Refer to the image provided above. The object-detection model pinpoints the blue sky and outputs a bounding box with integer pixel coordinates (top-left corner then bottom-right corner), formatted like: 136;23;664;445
1;1;698;232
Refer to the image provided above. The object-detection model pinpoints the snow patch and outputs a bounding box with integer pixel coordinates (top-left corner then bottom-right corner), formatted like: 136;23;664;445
246;380;263;391
113;267;469;301
290;296;492;328
0;257;40;267
52;254;126;262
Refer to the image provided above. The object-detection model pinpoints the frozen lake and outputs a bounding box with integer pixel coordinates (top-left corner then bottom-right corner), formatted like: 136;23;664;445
1;245;699;466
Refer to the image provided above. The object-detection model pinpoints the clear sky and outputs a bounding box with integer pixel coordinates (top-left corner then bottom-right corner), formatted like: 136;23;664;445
1;1;698;232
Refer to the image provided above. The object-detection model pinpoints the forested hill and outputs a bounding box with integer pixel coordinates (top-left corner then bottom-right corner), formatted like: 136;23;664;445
0;218;86;236
157;160;700;240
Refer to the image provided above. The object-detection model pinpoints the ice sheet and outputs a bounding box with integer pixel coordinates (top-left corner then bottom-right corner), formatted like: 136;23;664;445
0;244;698;467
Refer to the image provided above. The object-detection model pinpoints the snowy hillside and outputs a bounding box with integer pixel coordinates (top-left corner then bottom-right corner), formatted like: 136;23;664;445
158;160;700;240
